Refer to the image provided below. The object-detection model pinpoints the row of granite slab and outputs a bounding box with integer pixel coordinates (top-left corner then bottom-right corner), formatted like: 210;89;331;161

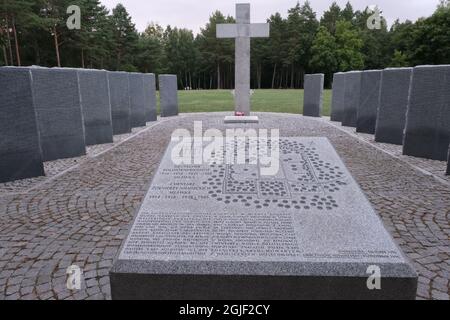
0;66;180;183
302;66;450;175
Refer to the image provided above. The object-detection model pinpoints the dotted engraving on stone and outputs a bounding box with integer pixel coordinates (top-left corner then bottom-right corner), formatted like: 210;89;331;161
202;139;347;210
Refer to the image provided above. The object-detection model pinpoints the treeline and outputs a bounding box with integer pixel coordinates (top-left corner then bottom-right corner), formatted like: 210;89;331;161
1;0;450;89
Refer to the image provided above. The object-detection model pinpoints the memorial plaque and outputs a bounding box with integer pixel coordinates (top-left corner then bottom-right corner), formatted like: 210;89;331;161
330;72;346;122
31;67;86;161
78;69;113;146
342;71;362;127
128;73;147;128
159;75;179;117
143;73;157;122
0;67;44;182
111;137;417;300
108;71;131;135
403;65;450;161
357;70;381;134
375;68;412;145
303;74;324;118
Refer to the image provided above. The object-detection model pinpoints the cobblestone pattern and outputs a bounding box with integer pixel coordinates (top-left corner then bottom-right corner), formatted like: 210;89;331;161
0;113;448;300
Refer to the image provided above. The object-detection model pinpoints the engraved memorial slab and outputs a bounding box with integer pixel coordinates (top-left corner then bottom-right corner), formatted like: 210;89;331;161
111;137;417;300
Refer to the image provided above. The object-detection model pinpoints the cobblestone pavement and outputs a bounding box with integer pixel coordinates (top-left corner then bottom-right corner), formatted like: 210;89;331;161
0;113;448;300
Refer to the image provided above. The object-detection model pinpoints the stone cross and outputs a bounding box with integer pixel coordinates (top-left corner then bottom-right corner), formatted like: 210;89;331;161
217;3;270;116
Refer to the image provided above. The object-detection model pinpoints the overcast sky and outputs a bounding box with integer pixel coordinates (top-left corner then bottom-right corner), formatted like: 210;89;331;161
100;0;440;33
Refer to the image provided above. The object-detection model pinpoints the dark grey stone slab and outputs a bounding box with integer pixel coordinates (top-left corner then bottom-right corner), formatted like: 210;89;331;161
108;72;131;135
303;74;324;117
357;70;381;134
447;145;450;175
0;67;44;182
374;68;412;145
143;73;157;122
330;72;346;122
342;71;362;127
111;137;417;300
78;69;113;146
159;75;178;117
128;73;147;128
30;67;86;161
403;65;450;161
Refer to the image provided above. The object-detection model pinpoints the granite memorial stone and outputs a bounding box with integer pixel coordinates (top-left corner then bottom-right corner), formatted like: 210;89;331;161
217;3;270;120
143;73;157;122
31;67;86;161
403;65;450;161
374;68;412;145
303;74;324;118
128;72;147;128
159;74;179;117
356;70;381;134
78;69;113;146
330;72;346;122
342;71;362;127
108;71;131;135
0;67;44;182
110;137;417;300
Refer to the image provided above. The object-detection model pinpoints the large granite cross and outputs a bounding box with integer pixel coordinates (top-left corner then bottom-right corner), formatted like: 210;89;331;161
217;3;270;118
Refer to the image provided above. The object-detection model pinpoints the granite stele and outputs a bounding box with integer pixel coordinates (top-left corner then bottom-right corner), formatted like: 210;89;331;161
356;70;381;134
31;67;86;161
403;65;450;161
110;137;417;300
159;74;179;117
303;74;324;117
375;68;412;145
128;72;147;128
330;72;346;122
78;69;113;146
0;67;44;183
108;71;131;135
342;71;362;127
143;73;157;122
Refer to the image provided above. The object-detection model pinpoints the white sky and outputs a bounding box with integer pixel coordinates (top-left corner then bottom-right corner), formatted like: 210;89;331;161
100;0;440;33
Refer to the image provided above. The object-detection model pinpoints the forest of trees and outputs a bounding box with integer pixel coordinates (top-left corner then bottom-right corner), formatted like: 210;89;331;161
1;0;450;88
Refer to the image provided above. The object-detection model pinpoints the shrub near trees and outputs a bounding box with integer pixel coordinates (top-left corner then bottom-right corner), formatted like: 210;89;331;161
1;0;449;88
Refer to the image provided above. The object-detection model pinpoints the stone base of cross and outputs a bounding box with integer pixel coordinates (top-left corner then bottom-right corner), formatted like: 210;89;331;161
217;3;270;122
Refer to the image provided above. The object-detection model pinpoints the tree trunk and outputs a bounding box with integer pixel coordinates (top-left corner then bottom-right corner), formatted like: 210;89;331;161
257;63;262;89
217;63;221;89
290;64;295;89
53;26;61;67
81;48;85;68
2;46;8;65
5;16;14;65
11;19;21;66
271;63;277;89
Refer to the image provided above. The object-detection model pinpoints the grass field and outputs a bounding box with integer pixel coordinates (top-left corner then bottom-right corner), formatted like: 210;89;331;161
157;89;332;116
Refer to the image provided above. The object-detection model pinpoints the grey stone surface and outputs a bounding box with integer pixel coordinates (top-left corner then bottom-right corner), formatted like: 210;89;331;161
143;74;157;122
0;67;44;182
303;74;324;117
128;73;147;128
330;72;346;122
159;75;179;117
357;70;381;134
108;72;131;134
217;3;270;116
31;67;86;161
224;116;259;123
375;68;412;145
342;71;362;127
78;69;113;146
111;137;417;300
403;65;450;161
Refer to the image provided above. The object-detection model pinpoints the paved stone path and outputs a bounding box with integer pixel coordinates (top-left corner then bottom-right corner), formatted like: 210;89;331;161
0;113;448;300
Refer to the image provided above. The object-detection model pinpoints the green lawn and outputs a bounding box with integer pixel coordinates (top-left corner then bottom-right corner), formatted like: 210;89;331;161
157;89;332;116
